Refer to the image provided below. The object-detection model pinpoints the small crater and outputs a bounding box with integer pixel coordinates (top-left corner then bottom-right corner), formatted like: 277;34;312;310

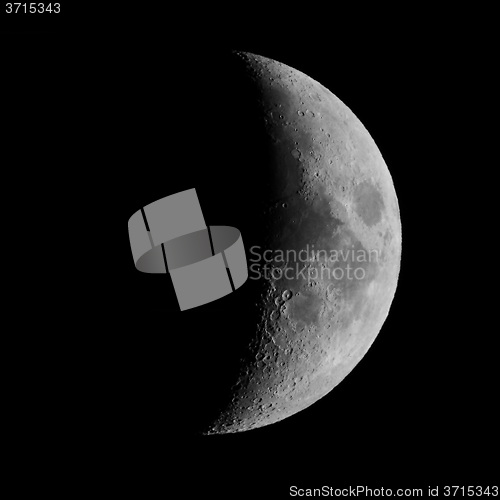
270;310;280;321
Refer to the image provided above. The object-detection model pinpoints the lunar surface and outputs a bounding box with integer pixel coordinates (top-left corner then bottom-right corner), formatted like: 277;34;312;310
191;52;402;434
124;51;402;435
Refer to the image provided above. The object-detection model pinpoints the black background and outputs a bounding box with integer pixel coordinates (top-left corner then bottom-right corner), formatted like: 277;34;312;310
2;4;496;496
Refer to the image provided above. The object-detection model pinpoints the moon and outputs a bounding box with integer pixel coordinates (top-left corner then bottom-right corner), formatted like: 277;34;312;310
123;51;402;434
191;52;402;434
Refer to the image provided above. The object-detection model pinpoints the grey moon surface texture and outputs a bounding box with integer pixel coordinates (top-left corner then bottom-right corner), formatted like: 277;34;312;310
199;52;402;434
